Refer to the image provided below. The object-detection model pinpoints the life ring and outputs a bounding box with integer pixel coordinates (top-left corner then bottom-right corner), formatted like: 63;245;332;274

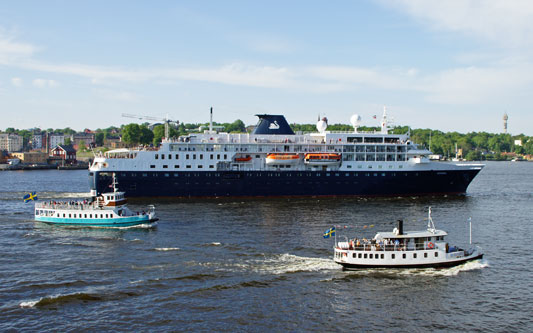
428;242;435;249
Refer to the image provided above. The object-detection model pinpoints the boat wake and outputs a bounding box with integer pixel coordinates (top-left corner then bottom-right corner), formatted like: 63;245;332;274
339;259;489;277
200;253;339;275
154;247;180;251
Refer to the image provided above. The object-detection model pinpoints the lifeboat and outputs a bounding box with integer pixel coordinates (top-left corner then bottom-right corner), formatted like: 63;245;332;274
304;153;341;166
234;156;252;162
265;153;300;165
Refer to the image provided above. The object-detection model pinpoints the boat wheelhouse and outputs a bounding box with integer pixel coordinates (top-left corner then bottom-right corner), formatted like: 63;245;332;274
89;109;484;197
333;208;483;269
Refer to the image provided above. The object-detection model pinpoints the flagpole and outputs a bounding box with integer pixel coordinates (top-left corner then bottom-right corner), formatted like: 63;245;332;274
469;217;472;245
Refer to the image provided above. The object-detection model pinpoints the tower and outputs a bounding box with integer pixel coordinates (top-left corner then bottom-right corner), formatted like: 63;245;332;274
503;113;508;134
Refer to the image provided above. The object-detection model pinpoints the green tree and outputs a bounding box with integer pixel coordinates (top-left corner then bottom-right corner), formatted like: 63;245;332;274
122;123;141;145
139;125;154;145
78;140;86;151
225;119;246;133
95;132;104;146
152;125;178;145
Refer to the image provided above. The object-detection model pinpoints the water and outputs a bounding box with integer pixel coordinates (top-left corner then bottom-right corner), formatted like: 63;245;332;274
1;163;532;332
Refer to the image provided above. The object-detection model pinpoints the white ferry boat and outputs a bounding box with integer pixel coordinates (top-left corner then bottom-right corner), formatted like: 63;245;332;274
89;109;484;197
333;208;483;269
35;175;158;227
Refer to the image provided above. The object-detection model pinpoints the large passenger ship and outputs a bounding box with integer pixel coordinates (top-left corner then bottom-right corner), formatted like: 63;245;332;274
89;110;484;197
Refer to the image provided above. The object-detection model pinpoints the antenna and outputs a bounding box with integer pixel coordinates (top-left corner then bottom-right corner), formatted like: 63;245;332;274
210;107;213;134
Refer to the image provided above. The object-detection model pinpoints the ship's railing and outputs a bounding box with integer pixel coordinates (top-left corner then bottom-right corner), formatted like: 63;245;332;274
35;201;98;211
336;241;444;252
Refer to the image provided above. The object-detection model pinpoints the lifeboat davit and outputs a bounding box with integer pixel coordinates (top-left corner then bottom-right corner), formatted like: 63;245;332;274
304;153;341;166
265;153;300;165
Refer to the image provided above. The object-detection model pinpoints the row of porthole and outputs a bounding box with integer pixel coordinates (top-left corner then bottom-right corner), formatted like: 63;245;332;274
119;172;416;178
54;213;114;219
352;252;439;259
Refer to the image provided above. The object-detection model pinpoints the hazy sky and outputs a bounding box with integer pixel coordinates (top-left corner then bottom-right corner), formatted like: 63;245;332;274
1;0;532;134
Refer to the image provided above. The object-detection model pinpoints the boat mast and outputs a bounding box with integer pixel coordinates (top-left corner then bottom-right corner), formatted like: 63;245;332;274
427;206;436;233
469;217;472;244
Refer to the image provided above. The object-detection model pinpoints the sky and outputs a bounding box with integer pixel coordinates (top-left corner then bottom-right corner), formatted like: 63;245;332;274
1;0;532;134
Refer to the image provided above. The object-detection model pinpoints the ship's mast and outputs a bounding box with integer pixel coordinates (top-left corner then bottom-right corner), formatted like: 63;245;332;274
380;106;389;134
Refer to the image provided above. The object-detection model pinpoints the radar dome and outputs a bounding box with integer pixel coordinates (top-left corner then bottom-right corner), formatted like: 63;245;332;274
316;118;328;133
350;114;362;128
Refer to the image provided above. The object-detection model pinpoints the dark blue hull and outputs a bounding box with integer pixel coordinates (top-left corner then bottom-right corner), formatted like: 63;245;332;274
90;169;481;197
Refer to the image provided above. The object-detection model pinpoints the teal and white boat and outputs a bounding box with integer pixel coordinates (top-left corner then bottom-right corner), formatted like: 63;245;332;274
34;175;158;227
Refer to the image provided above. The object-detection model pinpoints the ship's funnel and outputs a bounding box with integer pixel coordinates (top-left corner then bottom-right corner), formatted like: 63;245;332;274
252;115;295;135
397;219;404;235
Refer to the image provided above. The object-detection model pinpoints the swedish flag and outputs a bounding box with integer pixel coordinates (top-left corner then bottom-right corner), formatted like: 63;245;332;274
323;227;335;239
23;192;38;203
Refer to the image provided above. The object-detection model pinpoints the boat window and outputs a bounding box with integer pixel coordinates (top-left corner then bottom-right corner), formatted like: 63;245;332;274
391;254;395;259
200;154;203;159
163;165;168;168
209;165;214;168
413;253;417;259
155;154;158;159
364;254;368;259
150;165;155;168
69;214;71;218
175;165;179;168
353;253;356;258
63;214;66;217
358;253;362;258
198;165;203;169
402;253;406;259
193;154;196;160
381;254;384;259
186;165;191;168
90;214;92;218
435;252;438;257
168;154;171;159
161;154;165;160
424;253;428;258
369;254;373;259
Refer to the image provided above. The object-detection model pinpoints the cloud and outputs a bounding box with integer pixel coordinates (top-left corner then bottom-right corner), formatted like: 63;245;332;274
0;29;36;64
383;0;533;49
11;77;23;87
32;78;58;88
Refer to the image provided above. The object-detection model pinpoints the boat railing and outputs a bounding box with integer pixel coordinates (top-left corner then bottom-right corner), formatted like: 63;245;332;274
35;201;100;211
337;242;444;252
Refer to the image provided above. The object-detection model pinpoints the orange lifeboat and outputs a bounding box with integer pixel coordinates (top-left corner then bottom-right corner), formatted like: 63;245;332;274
265;153;300;165
234;156;252;162
304;153;341;166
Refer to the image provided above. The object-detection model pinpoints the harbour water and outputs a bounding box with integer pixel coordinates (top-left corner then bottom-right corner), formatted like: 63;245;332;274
0;162;532;331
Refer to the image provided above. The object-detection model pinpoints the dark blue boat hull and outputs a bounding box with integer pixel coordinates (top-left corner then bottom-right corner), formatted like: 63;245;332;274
90;169;481;197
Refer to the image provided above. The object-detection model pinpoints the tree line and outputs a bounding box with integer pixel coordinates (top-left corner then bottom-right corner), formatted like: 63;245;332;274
4;120;532;160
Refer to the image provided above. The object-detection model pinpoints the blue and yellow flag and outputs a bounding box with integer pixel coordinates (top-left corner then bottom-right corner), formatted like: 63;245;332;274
23;192;38;203
323;227;335;239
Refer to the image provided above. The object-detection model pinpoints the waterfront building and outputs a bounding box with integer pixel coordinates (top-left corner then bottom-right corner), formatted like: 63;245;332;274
11;152;48;164
71;132;95;148
32;134;44;149
49;134;65;149
0;133;23;152
50;144;77;164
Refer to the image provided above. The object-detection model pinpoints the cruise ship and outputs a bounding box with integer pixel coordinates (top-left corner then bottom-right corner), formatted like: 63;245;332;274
89;110;484;197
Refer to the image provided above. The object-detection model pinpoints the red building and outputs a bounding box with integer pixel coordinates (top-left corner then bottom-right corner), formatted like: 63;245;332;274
50;144;77;164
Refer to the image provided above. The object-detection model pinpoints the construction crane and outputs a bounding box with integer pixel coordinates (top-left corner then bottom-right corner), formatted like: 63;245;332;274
122;113;179;140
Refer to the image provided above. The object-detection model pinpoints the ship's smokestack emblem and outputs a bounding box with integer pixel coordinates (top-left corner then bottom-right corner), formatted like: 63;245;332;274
269;121;280;130
252;115;294;135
